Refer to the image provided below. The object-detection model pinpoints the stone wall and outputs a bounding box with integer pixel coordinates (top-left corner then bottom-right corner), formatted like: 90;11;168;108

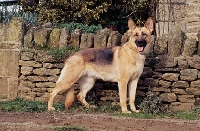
156;0;200;40
0;18;23;100
0;16;200;111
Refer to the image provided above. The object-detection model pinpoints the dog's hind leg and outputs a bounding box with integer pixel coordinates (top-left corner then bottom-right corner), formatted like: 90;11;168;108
77;76;96;107
48;81;75;111
48;56;84;111
128;79;140;113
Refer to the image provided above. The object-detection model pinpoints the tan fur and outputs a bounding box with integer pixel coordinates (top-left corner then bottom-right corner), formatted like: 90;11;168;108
48;18;154;113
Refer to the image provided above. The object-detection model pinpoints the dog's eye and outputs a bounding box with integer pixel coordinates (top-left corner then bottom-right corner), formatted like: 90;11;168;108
135;33;138;37
142;32;147;36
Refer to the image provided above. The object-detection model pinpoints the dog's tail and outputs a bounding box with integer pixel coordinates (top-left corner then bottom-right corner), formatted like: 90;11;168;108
65;87;75;109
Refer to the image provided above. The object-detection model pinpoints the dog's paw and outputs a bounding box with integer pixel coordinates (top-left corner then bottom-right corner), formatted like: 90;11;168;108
132;109;140;113
122;110;132;114
89;105;97;108
48;107;55;111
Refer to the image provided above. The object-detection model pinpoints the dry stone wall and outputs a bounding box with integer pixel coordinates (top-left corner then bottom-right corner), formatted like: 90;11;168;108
156;0;200;40
0;16;200;112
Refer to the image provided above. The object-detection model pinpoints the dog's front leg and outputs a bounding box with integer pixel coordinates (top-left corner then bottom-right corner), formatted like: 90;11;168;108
118;80;131;114
128;79;140;113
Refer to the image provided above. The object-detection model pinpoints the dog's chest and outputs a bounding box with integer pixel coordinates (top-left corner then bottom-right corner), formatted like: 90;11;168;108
130;55;146;79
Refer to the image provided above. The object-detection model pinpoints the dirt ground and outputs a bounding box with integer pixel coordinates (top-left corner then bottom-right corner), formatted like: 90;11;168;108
0;112;200;131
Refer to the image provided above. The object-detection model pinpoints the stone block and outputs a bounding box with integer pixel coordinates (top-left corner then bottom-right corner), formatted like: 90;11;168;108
42;22;52;28
180;69;198;81
170;102;195;111
21;66;33;75
154;34;168;55
152;72;162;78
34;28;52;47
182;39;197;56
186;88;200;95
107;31;122;47
24;32;34;48
144;78;159;87
172;81;189;88
190;80;200;88
168;26;183;57
26;76;48;82
121;31;129;45
48;28;61;48
35;53;57;63
162;73;179;81
19;80;35;89
8;78;18;100
141;67;153;77
36;82;56;88
80;33;94;49
187;55;200;69
176;57;188;69
59;28;70;48
0;50;20;77
21;52;34;60
160;93;177;102
33;68;60;76
0;41;21;50
70;29;82;47
152;87;170;93
155;55;177;68
0;77;8;99
94;28;111;48
9;17;24;42
172;88;186;95
19;60;42;67
158;80;171;88
177;95;195;103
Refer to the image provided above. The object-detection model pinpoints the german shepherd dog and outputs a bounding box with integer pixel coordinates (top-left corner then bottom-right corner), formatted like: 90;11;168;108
48;18;154;113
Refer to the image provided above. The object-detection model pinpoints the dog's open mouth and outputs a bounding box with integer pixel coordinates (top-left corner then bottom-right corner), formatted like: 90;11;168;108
137;46;145;52
135;40;147;52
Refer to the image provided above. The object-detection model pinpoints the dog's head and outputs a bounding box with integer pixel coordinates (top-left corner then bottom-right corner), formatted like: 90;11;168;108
128;17;154;54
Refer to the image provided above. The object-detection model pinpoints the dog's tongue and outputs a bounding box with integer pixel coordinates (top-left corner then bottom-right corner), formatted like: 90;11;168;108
137;47;144;52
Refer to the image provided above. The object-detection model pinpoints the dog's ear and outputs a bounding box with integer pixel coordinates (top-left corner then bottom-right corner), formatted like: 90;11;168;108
128;18;136;30
144;17;154;32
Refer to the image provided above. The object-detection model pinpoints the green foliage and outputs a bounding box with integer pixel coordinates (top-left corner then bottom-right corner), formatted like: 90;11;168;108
53;125;88;131
0;98;200;120
114;111;154;119
139;91;163;114
56;22;102;33
0;2;38;25
146;52;157;67
0;98;47;112
48;46;80;60
19;0;156;27
192;106;200;116
20;0;111;25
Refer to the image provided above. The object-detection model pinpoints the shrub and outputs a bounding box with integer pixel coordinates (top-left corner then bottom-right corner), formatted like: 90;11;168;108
20;0;111;25
0;2;38;25
139;91;163;114
55;22;102;33
19;0;156;26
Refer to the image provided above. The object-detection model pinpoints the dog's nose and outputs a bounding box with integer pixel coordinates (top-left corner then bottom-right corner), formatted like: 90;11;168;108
135;40;146;47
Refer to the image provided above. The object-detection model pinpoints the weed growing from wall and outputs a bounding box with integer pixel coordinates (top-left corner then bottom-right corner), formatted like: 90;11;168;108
48;46;80;61
139;91;163;114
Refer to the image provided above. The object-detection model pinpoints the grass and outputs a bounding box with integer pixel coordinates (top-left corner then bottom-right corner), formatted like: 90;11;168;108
0;98;200;120
53;125;89;131
48;46;80;61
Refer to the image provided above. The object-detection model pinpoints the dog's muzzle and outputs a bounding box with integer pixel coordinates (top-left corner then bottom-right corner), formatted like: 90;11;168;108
135;39;147;52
